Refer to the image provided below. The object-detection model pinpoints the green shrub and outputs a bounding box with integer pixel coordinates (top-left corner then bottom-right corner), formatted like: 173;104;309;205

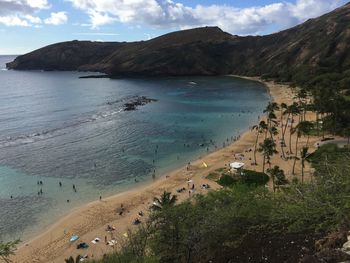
241;170;269;186
217;170;269;187
217;173;237;187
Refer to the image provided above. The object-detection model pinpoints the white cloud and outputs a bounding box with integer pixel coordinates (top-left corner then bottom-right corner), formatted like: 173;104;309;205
26;0;49;9
288;0;345;20
0;0;48;26
44;12;68;25
0;15;29;26
24;14;42;24
68;0;348;35
0;0;49;15
87;9;117;28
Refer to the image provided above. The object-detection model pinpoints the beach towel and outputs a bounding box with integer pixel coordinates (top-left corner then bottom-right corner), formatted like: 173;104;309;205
91;237;100;244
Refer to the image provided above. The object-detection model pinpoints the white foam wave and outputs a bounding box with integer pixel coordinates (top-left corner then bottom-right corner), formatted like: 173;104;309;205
0;107;123;148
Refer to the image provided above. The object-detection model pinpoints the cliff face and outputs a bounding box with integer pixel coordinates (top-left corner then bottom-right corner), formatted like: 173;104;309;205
6;3;350;83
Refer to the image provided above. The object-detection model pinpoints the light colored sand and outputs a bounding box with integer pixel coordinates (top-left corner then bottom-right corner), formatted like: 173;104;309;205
11;77;326;262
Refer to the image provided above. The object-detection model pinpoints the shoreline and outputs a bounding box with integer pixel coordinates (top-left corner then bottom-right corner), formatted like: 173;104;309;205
12;76;299;263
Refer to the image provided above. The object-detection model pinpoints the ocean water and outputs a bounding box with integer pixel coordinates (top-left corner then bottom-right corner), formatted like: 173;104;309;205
0;55;269;242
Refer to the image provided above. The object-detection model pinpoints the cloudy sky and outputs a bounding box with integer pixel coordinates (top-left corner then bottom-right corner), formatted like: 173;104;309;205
0;0;347;54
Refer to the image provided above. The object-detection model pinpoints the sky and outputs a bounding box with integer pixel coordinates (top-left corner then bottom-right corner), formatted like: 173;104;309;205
0;0;348;54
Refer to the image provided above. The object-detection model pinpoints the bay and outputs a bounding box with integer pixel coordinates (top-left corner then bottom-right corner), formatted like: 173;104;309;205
0;55;269;241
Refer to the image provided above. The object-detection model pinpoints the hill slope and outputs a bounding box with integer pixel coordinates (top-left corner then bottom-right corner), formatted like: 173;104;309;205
6;3;350;86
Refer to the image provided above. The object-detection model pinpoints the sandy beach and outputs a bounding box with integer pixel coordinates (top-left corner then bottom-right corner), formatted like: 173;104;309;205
11;77;323;263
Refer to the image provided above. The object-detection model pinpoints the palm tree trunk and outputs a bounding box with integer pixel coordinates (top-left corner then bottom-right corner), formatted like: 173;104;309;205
265;119;269;139
289;120;294;154
262;155;266;173
301;160;304;183
253;132;259;165
281;113;290;158
280;109;283;127
292;135;299;175
282;113;290;138
280;141;285;159
316;112;319;136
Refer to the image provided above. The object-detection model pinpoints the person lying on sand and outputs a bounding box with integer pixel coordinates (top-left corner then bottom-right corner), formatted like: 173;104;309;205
106;225;115;232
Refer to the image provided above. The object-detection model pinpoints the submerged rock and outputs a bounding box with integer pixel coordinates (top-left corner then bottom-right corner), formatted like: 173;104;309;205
123;96;157;111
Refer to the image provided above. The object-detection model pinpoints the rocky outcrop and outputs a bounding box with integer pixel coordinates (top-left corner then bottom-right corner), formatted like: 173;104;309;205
300;230;350;263
123;96;157;111
315;231;348;251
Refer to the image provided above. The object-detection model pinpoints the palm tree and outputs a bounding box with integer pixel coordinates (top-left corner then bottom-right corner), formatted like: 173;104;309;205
288;103;301;154
251;120;268;165
300;146;309;183
264;102;280;116
298;121;314;146
280;102;288;128
0;240;20;263
151;191;177;211
296;88;308;121
291;121;312;175
267;165;287;192
264;102;279;139
280;103;291;158
258;138;278;173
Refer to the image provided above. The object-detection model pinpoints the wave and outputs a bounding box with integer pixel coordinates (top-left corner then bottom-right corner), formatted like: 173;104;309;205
0;95;149;148
0;108;124;148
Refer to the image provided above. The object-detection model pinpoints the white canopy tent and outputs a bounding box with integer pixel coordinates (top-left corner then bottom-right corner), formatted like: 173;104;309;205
230;162;245;174
230;162;245;169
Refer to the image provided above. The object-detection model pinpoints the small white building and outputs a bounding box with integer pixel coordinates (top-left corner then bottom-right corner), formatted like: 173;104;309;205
230;162;245;174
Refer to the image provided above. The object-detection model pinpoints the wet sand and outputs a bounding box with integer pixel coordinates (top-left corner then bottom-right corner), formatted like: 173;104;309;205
12;77;323;262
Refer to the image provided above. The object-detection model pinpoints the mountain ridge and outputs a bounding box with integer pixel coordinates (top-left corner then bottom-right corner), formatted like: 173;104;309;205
6;3;350;88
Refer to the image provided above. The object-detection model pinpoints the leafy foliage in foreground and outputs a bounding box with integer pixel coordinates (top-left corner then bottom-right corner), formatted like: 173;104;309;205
0;240;20;263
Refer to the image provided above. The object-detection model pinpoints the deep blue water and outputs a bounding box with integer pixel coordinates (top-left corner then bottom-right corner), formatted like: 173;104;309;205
0;55;269;241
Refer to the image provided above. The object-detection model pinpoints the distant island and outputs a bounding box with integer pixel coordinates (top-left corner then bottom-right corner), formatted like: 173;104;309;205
6;2;350;93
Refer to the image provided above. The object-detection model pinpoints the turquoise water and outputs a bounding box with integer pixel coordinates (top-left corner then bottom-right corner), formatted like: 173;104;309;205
0;56;269;241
